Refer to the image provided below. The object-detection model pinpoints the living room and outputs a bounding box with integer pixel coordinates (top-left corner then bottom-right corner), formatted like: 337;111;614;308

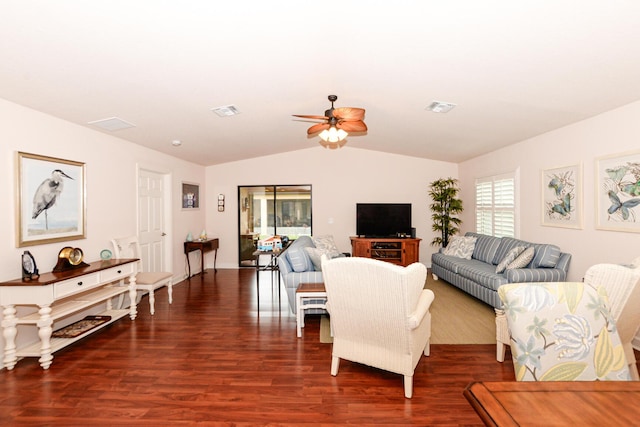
2;2;640;423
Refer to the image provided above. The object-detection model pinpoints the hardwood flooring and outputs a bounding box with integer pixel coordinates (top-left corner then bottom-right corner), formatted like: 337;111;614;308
0;268;627;426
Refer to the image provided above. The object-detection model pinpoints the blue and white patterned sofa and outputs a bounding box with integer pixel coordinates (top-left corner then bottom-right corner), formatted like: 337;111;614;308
430;232;572;309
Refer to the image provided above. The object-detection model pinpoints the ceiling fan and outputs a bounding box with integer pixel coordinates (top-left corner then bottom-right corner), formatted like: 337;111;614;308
293;95;367;148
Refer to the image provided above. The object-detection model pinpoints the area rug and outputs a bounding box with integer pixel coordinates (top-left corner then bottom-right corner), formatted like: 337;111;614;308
319;277;496;344
51;315;111;338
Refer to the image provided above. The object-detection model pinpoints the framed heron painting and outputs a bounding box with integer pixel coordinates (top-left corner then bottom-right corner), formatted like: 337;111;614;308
16;152;86;247
541;163;583;229
596;150;640;233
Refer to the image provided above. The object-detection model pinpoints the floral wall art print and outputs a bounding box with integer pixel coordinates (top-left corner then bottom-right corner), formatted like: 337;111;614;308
542;163;582;229
596;151;640;232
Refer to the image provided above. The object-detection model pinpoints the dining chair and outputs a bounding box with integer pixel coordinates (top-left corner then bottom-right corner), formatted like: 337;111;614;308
111;236;173;315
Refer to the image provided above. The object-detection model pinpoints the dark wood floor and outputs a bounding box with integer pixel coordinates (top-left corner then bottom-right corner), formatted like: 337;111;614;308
1;268;527;425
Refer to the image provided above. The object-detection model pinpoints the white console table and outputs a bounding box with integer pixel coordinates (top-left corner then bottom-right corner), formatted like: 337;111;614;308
0;258;138;370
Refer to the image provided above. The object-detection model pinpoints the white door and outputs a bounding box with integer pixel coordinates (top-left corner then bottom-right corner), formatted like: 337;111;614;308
138;169;167;273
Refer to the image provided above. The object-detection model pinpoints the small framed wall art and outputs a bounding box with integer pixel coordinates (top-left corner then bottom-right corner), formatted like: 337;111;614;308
596;150;640;233
182;182;200;209
541;163;583;229
16;152;86;247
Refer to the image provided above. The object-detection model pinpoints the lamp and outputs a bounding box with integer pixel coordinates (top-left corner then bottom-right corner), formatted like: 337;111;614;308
318;116;348;149
319;126;348;143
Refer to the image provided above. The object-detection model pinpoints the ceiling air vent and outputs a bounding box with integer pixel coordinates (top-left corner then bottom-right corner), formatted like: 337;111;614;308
87;117;136;131
426;101;456;113
212;105;241;117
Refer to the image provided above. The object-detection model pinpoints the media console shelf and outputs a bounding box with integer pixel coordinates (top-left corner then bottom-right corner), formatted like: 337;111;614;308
0;258;138;370
350;237;421;267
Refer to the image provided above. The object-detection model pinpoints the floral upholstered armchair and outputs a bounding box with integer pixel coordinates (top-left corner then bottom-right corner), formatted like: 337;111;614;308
498;282;631;381
583;261;640;380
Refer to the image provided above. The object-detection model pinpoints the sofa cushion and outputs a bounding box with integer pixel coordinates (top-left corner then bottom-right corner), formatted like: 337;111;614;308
442;236;477;259
495;246;526;273
506;246;535;270
286;237;315;272
529;243;561;268
431;252;465;274
492;237;531;265
456;261;509;291
466;232;501;264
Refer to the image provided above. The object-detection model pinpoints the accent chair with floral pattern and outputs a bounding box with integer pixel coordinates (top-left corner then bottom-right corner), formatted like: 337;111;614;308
499;282;631;381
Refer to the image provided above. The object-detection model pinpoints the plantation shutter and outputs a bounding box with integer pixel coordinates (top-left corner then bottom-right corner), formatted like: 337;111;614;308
476;180;493;235
475;173;516;238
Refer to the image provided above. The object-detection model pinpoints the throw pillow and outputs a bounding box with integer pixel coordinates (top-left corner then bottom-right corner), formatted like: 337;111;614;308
495;246;526;273
506;246;535;270
305;247;324;271
286;244;314;272
312;235;342;258
442;236;477;260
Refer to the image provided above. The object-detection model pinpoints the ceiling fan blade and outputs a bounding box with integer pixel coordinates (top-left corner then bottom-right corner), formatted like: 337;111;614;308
307;123;330;135
337;120;367;132
333;107;365;121
293;114;329;120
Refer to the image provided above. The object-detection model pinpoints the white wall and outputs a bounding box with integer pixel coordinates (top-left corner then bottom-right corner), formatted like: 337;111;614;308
205;147;458;268
458;100;640;281
0;98;206;352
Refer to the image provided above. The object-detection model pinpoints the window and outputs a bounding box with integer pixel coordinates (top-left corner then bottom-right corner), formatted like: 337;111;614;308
475;172;517;238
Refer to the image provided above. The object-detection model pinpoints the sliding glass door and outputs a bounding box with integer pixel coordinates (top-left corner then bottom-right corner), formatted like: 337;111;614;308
238;185;312;266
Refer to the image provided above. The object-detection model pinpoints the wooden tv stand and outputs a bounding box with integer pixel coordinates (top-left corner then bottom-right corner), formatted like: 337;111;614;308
350;237;421;267
0;259;138;370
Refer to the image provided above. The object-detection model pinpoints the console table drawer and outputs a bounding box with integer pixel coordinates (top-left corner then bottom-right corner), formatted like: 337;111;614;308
54;273;101;299
100;262;135;282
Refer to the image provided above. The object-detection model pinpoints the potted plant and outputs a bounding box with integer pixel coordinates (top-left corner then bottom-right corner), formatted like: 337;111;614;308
428;177;463;247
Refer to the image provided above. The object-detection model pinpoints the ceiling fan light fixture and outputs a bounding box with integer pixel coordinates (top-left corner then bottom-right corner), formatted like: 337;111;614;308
426;101;456;113
319;126;348;143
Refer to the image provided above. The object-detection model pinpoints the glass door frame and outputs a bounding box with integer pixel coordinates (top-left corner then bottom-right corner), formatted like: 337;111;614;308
237;184;312;267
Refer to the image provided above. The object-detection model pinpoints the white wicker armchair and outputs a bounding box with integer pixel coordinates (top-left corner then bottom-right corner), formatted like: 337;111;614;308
321;256;434;398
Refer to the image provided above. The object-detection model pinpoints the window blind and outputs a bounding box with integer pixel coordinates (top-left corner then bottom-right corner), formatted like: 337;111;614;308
475;173;516;238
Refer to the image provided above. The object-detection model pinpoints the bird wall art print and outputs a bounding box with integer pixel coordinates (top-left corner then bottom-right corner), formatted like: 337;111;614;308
18;152;85;246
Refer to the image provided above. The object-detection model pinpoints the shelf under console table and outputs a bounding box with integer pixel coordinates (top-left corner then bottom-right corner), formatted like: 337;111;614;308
0;258;139;370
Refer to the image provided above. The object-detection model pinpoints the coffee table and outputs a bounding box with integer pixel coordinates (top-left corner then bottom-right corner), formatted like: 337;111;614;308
295;282;327;337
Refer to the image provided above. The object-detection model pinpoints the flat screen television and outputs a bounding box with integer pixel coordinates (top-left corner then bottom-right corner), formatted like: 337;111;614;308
356;203;412;238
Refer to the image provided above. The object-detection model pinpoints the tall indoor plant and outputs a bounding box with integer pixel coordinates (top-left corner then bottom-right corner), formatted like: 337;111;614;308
429;177;463;247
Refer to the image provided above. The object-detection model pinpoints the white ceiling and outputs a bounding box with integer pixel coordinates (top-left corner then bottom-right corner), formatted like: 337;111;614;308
2;1;640;166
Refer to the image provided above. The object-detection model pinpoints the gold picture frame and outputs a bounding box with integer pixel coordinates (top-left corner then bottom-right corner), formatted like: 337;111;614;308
16;152;86;247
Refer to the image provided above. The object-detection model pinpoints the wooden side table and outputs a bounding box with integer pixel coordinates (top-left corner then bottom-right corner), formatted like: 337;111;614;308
464;381;640;426
184;238;219;277
295;282;327;337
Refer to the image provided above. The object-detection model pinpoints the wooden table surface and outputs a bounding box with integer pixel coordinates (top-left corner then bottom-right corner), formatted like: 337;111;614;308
296;282;326;293
464;381;640;426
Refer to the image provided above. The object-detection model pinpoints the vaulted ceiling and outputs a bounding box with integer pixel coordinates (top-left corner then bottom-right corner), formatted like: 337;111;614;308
2;1;640;166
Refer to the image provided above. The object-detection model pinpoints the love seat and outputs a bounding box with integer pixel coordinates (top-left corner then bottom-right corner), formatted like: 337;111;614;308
277;235;344;314
431;232;571;309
